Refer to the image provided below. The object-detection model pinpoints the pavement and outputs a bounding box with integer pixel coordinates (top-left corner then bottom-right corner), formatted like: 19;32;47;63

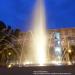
0;65;75;75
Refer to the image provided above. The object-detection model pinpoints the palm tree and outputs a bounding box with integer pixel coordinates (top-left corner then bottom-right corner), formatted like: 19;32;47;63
0;21;21;66
14;29;21;37
0;21;6;31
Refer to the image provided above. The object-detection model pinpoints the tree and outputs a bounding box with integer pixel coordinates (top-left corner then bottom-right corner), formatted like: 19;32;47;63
14;29;20;37
0;21;6;31
0;21;21;66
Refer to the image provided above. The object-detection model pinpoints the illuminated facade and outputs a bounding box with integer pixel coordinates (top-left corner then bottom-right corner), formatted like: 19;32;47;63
48;28;75;64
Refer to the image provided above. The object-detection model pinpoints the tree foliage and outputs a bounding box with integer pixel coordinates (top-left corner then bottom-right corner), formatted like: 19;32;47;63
0;21;21;66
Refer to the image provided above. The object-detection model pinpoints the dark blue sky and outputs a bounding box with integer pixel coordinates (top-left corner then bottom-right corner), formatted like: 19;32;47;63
0;0;75;31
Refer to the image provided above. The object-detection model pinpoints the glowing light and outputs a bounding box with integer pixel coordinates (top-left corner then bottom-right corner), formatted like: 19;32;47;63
8;52;11;56
8;64;12;68
68;61;72;65
33;33;47;65
23;61;32;65
68;49;72;53
32;0;47;65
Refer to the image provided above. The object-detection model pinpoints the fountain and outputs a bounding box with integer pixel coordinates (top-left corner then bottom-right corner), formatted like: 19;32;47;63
31;0;48;65
19;0;64;66
19;0;48;66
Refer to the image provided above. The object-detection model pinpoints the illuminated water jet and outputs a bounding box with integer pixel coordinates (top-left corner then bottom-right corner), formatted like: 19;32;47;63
31;0;48;65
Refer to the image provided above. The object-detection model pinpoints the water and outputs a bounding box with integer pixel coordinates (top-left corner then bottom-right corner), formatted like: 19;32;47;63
31;0;48;65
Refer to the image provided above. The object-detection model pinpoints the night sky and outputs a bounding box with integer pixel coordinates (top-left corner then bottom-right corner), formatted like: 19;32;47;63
0;0;75;31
